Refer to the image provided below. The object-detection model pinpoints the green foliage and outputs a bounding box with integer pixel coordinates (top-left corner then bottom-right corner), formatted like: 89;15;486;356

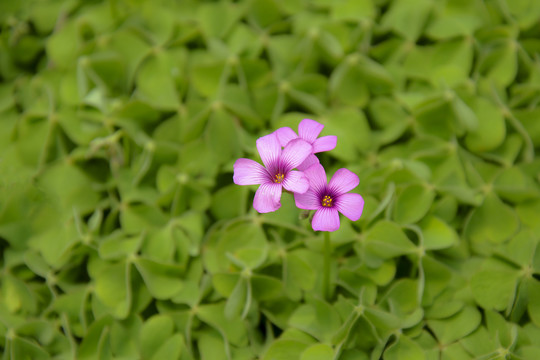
1;0;540;359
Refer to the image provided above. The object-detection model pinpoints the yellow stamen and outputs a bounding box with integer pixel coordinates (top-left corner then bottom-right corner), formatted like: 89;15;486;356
322;195;333;207
274;173;285;183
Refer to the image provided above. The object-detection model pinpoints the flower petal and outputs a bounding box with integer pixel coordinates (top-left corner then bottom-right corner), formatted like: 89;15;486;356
336;193;364;221
303;163;328;195
313;135;337;153
328;168;359;196
274;127;298;147
281;139;312;172
312;208;340;232
298;119;324;143
294;189;320;210
253;183;282;213
233;158;269;185
256;133;281;170
297;154;320;171
282;170;309;194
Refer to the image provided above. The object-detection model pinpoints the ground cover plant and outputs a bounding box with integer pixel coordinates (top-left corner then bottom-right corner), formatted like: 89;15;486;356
1;0;540;359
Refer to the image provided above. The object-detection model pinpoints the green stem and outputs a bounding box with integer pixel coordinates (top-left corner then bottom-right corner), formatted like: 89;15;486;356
505;109;535;163
323;231;331;301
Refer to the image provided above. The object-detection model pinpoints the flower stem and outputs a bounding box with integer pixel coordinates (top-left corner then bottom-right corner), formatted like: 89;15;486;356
323;231;331;301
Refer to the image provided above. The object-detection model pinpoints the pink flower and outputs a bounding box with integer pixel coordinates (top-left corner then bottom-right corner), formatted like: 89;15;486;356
295;164;364;232
274;119;337;170
233;133;313;213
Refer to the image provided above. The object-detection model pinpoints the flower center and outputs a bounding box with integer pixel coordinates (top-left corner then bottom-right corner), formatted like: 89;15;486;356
322;195;333;207
274;173;285;184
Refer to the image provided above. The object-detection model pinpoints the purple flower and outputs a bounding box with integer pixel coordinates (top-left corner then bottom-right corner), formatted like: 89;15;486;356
295;164;364;232
274;119;337;170
233;133;313;213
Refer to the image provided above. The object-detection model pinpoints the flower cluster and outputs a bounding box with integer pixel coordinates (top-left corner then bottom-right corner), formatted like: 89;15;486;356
233;119;364;232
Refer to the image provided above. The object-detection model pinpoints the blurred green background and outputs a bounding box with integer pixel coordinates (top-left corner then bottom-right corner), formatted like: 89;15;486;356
1;0;540;359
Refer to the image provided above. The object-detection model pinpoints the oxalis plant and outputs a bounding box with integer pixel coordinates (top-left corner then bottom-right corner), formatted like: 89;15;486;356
3;0;540;359
233;119;364;301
